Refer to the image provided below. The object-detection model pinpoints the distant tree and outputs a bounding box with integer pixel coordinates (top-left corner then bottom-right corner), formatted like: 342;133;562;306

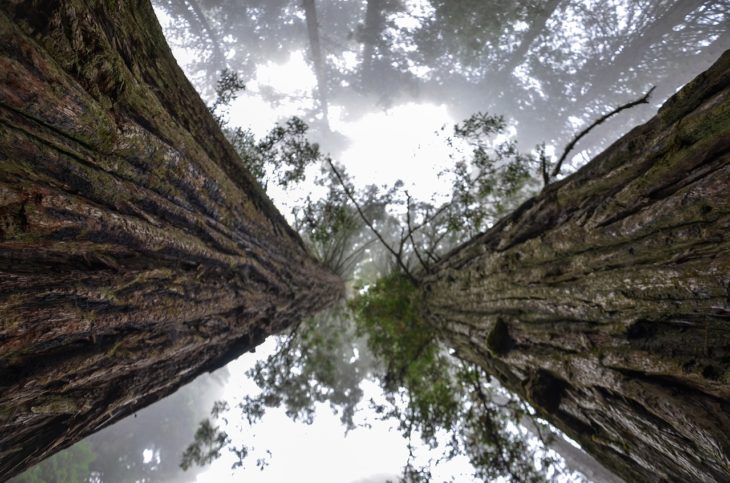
9;443;96;483
154;0;729;164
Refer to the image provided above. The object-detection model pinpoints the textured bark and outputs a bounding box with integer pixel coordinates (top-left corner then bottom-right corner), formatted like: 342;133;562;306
423;51;730;482
0;0;341;479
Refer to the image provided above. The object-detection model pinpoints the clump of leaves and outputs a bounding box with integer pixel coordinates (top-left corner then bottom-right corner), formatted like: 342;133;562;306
208;68;247;124
225;117;321;189
207;69;322;191
349;273;553;482
239;305;372;431
180;419;230;471
350;273;456;433
443;112;539;236
188;80;580;480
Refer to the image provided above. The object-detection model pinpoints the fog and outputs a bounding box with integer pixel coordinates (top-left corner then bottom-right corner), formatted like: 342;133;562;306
11;1;728;482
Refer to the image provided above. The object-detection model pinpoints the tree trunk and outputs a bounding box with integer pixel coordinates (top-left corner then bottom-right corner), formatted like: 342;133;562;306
423;50;730;482
302;0;330;127
497;0;561;77
574;0;707;113
0;1;341;479
360;0;385;89
182;0;227;72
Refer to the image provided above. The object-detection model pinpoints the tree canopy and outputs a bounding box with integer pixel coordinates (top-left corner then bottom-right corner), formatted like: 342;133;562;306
176;68;652;482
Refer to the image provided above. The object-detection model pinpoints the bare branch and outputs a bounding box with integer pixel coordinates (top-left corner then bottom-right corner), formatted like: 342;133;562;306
326;159;418;285
424;229;449;263
550;86;656;180
408;202;449;236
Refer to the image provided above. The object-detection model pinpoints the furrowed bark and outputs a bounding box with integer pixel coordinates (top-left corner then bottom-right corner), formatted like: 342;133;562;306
0;0;341;479
423;50;730;482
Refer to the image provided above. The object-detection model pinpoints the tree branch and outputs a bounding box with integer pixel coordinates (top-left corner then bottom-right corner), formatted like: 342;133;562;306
326;159;418;285
550;86;656;180
405;192;430;273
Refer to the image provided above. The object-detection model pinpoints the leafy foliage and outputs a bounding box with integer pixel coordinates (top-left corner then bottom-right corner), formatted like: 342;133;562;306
182;68;592;482
225;117;322;189
180;419;231;471
443;112;540;236
208;68;247;121
349;274;556;482
243;305;372;430
207;69;323;191
293;163;376;278
158;0;728;170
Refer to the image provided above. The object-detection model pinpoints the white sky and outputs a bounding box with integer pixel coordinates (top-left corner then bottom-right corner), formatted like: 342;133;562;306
194;341;478;483
330;102;455;201
195;341;406;483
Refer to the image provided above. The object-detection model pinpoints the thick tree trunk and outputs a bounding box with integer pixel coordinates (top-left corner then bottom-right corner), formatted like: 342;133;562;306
0;0;341;479
423;50;730;482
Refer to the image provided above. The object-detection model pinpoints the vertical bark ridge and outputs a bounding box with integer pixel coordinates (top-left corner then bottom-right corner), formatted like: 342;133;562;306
0;1;342;478
423;50;730;482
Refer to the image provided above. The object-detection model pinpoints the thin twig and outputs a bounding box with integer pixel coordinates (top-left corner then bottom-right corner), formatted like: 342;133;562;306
550;86;656;180
423;246;441;263
407;202;449;237
326;159;418;285
398;226;407;259
424;229;448;262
